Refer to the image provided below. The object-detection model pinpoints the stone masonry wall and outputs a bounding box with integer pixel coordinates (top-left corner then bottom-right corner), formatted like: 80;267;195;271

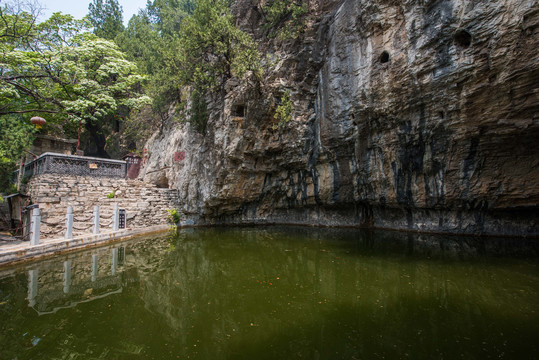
22;175;179;239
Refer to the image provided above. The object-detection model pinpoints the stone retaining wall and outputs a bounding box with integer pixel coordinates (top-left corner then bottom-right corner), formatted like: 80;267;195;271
22;175;179;238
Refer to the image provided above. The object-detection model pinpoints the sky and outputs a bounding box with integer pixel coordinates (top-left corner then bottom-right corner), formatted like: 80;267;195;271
38;0;148;25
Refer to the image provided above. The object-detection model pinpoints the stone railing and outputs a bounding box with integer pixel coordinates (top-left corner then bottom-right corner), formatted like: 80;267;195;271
13;152;127;181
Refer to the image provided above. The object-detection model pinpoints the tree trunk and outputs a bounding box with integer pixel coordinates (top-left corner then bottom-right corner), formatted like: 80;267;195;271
85;120;110;158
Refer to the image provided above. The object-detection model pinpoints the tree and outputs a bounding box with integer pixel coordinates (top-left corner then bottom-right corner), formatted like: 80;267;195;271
115;0;196;117
262;0;307;40
0;114;35;192
0;1;149;158
87;0;124;40
116;0;261;129
146;0;195;37
60;37;150;157
174;0;260;92
171;0;261;132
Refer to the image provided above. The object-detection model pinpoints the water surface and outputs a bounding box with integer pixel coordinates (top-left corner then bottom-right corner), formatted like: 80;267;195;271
0;227;538;359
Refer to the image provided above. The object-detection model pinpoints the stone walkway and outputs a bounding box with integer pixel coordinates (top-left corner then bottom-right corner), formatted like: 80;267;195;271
0;225;170;267
0;234;26;249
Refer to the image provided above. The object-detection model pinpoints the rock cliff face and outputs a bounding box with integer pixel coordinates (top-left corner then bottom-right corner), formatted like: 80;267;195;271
141;0;539;236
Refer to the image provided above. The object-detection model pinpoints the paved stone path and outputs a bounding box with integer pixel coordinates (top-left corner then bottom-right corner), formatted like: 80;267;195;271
0;234;26;249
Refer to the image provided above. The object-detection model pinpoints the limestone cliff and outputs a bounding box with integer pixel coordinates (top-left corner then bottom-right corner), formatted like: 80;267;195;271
141;0;539;236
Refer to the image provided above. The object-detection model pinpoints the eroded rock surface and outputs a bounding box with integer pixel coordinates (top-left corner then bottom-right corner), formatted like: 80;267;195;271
142;0;539;235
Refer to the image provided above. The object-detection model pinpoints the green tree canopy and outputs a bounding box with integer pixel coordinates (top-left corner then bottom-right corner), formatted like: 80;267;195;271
262;0;307;40
0;1;149;159
174;0;260;91
115;0;197;116
146;0;195;36
0;114;35;192
117;0;260;124
87;0;124;40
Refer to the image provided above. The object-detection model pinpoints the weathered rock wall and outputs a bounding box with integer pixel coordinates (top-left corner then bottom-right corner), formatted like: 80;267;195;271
141;0;539;236
23;175;178;238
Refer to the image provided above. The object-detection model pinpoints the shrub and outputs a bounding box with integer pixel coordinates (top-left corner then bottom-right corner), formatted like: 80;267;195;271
273;90;293;129
167;208;181;224
263;0;307;40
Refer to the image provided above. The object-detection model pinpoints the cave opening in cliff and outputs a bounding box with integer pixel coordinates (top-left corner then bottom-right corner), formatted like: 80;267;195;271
231;104;246;118
380;51;390;63
156;173;169;189
454;29;472;48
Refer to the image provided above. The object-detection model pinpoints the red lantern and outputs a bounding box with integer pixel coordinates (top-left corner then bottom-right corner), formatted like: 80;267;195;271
30;116;46;129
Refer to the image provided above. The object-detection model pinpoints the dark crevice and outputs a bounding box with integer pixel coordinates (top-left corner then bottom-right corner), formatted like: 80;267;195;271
454;29;472;48
380;50;390;63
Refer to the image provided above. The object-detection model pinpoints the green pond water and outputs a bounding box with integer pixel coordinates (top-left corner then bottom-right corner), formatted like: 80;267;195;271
0;227;538;359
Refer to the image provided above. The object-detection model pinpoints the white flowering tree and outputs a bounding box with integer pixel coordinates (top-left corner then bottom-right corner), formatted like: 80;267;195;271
0;2;149;158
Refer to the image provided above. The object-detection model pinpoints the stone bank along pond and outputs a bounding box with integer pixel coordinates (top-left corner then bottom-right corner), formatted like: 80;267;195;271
0;226;538;359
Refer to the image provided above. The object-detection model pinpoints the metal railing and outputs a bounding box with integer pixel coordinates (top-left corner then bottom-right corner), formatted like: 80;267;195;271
13;152;127;181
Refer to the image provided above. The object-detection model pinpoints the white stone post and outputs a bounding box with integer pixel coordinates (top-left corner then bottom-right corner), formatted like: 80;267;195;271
30;208;41;246
112;203;119;231
91;254;98;282
65;206;73;239
63;260;72;294
93;205;100;235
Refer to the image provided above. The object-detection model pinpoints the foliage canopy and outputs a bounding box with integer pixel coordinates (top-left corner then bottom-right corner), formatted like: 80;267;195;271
0;2;149;121
0;0;149;184
0;113;35;192
0;0;301;188
117;0;260;123
87;0;124;40
263;0;307;40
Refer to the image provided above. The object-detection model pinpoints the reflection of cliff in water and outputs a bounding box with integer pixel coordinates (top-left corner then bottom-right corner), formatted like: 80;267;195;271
0;228;536;359
2;227;536;319
134;228;539;356
1;227;536;356
355;229;539;259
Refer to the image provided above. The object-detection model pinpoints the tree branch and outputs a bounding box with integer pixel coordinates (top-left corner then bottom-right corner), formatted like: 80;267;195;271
0;108;62;115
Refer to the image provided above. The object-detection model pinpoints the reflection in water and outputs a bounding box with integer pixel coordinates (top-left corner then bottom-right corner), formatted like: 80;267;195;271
0;227;537;360
111;248;118;276
18;246;128;317
27;269;38;307
63;260;71;294
91;254;98;282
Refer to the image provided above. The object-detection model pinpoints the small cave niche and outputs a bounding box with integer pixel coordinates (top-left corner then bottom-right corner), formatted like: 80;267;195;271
231;104;246;118
155;172;169;189
380;50;390;63
454;29;472;48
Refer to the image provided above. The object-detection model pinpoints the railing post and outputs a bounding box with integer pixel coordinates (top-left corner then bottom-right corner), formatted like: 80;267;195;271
112;203;119;231
65;206;73;239
93;205;100;235
30;208;41;246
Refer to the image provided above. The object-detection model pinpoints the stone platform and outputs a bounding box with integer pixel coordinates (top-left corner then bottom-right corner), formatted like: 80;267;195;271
0;224;170;267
